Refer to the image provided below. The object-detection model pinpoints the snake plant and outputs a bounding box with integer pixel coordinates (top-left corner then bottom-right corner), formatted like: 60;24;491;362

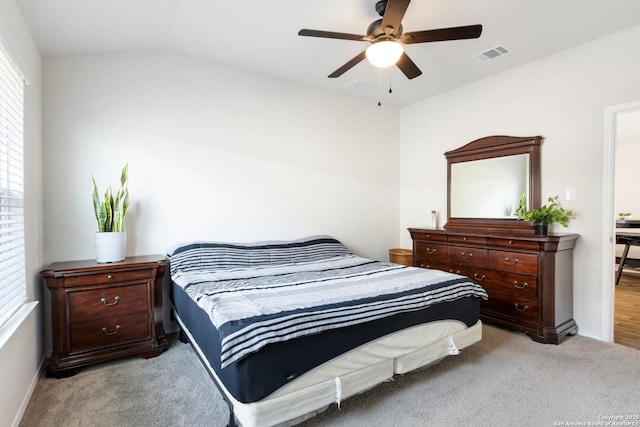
92;164;130;232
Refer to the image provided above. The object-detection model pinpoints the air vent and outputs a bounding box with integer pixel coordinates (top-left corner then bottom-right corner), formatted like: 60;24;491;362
473;45;511;62
343;79;376;92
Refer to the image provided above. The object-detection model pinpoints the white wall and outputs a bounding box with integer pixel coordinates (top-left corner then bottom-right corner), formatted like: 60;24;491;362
41;50;400;343
399;24;640;341
43;52;400;262
0;0;43;426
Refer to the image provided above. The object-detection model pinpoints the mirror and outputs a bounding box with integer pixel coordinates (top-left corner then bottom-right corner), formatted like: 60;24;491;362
445;135;542;234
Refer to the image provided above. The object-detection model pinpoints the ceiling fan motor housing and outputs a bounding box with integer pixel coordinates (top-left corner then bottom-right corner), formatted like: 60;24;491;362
367;19;403;39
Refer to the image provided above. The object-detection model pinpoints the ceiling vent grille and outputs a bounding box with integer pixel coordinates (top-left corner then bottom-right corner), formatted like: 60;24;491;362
343;79;376;92
473;45;511;62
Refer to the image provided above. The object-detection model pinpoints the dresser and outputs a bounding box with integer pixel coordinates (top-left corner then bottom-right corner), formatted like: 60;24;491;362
408;228;578;344
42;256;168;378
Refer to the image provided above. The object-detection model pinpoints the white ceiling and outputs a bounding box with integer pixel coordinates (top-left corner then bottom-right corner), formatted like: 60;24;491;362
16;0;640;107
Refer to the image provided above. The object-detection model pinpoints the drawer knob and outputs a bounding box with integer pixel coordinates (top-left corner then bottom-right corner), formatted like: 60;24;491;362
426;248;437;255
514;281;528;289
107;274;114;279
101;325;121;336
100;296;120;306
473;273;486;281
508;240;513;245
460;252;472;259
514;303;529;312
504;257;519;265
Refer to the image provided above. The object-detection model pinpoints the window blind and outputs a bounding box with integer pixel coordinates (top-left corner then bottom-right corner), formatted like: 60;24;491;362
0;41;26;328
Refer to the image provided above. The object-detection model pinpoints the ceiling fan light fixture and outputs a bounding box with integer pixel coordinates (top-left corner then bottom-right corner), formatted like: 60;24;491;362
365;40;404;68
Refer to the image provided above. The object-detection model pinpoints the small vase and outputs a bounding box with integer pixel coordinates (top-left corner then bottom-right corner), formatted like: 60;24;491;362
534;223;548;235
94;231;127;263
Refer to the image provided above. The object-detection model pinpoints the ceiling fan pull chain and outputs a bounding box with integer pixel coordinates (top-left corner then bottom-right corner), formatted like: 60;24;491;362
389;70;393;94
378;68;382;106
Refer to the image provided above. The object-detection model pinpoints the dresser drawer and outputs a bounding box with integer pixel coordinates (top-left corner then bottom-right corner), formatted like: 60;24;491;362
414;232;447;242
70;312;150;352
414;242;448;263
489;237;541;251
63;269;153;287
449;246;488;267
481;292;538;323
474;270;537;298
414;259;451;272
448;235;487;245
488;250;538;274
69;283;149;321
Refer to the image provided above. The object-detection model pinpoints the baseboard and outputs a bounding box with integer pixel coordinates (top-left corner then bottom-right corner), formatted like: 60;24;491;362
11;354;46;427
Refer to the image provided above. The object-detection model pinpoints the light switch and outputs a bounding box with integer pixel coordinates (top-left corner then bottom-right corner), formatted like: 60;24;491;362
565;187;576;201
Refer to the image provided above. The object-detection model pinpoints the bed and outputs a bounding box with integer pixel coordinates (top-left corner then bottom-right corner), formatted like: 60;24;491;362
167;235;487;427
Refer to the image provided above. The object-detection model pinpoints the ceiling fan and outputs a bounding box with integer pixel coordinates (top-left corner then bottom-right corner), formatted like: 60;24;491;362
298;0;482;79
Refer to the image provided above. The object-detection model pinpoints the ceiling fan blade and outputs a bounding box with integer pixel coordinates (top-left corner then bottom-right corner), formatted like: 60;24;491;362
328;50;367;78
401;24;482;44
381;0;411;36
396;52;422;79
298;29;369;42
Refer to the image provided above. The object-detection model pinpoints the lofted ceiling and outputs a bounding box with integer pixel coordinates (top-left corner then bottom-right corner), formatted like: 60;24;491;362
16;0;640;107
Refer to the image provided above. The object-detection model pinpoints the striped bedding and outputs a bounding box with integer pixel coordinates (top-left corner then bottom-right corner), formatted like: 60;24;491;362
168;236;488;368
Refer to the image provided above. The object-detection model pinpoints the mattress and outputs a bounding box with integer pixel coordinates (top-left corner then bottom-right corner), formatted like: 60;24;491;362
168;236;486;425
172;280;481;403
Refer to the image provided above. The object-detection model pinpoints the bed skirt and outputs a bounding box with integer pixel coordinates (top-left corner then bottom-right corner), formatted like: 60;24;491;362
177;313;482;427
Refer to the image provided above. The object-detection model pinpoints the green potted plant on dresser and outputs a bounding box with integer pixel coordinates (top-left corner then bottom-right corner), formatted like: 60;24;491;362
515;194;574;234
92;163;129;263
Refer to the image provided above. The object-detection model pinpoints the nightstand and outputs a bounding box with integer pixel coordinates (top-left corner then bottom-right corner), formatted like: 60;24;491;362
41;255;168;378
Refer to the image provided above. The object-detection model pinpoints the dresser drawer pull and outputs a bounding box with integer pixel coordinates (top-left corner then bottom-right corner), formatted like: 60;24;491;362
514;281;528;289
504;257;519;265
508;240;513;245
100;296;120;306
514;303;529;312
101;325;121;336
425;248;437;255
473;273;486;281
107;274;113;279
460;252;472;259
449;269;461;274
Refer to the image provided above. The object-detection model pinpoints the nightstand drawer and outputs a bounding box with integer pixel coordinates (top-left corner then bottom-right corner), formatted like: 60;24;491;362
71;312;150;352
69;283;149;321
64;269;153;287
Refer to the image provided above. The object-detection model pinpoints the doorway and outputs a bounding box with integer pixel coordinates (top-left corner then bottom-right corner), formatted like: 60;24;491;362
603;101;640;346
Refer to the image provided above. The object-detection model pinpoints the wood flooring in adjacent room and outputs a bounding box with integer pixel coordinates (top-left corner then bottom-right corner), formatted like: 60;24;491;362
615;271;640;350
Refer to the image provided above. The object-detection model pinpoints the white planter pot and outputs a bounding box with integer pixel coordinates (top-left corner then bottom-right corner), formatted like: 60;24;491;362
94;231;127;263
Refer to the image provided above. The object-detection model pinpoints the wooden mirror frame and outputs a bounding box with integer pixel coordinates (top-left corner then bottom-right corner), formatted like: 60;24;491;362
444;135;542;234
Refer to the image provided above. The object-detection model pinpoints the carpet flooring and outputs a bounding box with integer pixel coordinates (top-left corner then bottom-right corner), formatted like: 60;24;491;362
19;324;640;427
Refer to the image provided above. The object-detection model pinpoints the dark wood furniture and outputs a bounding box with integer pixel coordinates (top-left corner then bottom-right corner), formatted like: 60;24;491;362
410;135;580;343
445;135;542;235
409;228;578;344
42;255;168;378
